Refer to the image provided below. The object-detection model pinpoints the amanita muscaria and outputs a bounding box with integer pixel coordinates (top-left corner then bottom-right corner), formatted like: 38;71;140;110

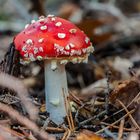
14;15;94;124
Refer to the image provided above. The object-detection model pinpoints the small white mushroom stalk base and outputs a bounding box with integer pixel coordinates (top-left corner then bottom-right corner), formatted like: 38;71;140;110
44;60;68;124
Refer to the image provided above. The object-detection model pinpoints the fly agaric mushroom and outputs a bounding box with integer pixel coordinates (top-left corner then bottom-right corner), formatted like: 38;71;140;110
14;15;94;124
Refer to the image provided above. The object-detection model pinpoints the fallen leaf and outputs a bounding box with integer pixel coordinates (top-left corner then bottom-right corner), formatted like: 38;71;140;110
109;78;140;126
76;130;104;140
109;78;140;108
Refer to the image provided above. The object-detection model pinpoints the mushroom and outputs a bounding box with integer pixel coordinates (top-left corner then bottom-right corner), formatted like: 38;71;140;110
14;15;94;124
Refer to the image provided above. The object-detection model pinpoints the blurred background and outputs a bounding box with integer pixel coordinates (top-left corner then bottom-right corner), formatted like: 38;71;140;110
0;0;140;79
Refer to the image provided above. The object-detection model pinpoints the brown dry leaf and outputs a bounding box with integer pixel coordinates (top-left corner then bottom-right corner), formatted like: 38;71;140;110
109;78;140;108
76;130;104;140
110;78;140;126
77;19;113;44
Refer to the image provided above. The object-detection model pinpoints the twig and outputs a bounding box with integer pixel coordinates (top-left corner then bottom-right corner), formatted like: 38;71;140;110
79;110;106;127
0;119;11;125
65;129;71;140
118;119;125;140
96;109;135;134
69;92;91;114
69;92;83;105
0;102;55;140
117;99;140;130
0;124;25;139
62;129;71;140
45;127;65;133
63;90;75;132
62;130;68;140
101;91;140;123
81;125;95;129
101;122;137;132
67;97;75;131
63;89;72;130
74;103;85;124
63;88;75;131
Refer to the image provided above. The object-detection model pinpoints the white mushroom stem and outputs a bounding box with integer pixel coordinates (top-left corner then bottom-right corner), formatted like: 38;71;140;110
44;60;68;124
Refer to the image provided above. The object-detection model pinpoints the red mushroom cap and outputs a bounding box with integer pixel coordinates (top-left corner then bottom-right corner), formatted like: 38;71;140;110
14;15;93;63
